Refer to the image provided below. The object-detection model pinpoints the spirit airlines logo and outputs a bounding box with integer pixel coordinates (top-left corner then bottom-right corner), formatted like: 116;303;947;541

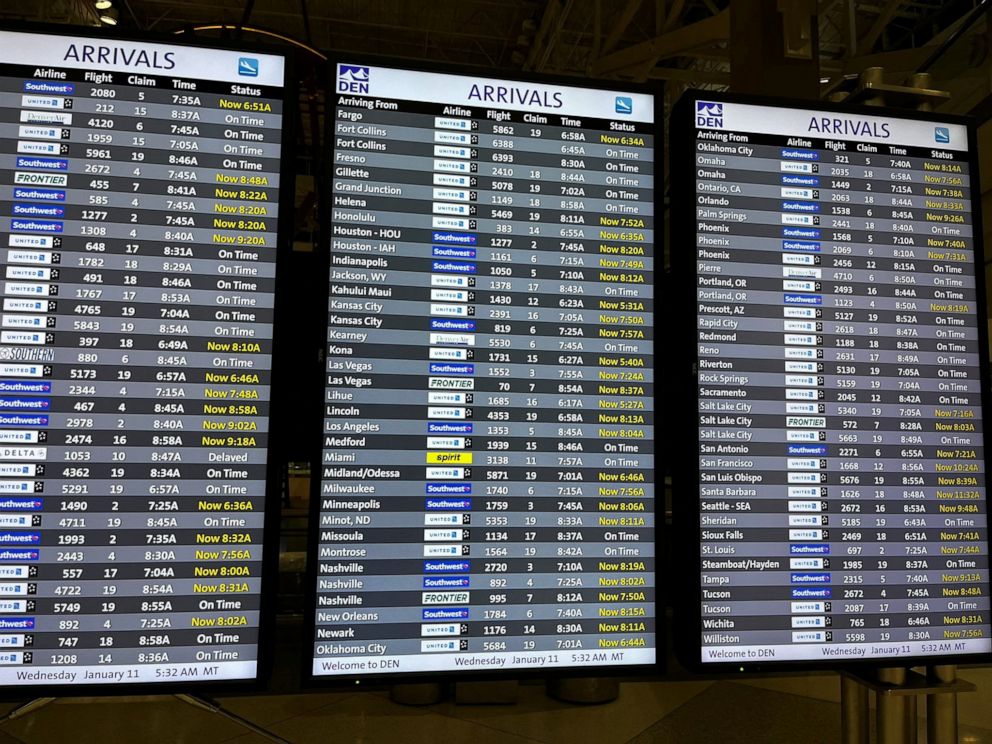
696;101;723;128
338;64;370;94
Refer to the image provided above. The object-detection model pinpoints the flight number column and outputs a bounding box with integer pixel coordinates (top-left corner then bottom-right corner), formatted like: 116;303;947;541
824;144;987;653
474;111;655;665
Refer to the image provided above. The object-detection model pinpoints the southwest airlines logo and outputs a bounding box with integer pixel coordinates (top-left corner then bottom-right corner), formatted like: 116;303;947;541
935;126;950;144
615;96;632;115
238;58;259;77
338;64;370;94
697;100;723;128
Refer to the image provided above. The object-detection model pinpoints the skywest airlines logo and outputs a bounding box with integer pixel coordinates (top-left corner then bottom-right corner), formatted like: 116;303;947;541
338;64;370;94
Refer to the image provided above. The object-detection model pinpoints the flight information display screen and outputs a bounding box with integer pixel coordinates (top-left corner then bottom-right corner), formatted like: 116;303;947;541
673;92;990;666
0;29;287;687
311;62;656;677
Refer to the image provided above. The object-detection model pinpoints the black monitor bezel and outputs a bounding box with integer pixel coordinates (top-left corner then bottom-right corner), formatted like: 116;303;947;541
302;52;665;686
0;20;296;698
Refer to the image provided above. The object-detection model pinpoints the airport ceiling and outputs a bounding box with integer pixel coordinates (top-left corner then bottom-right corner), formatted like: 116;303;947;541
3;1;990;143
3;0;984;82
4;1;990;249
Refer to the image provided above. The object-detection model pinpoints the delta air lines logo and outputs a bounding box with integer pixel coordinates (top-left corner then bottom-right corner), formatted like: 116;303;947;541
696;100;723;128
338;64;370;94
238;58;259;77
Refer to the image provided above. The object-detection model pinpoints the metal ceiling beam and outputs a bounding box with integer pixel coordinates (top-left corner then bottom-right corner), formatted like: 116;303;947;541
840;0;988;74
591;0;601;60
236;0;255;39
648;65;730;84
590;9;730;76
73;0;102;25
917;0;992;71
527;0;576;71
128;0;520;41
299;0;311;45
524;0;562;69
121;0;142;27
856;0;903;55
601;0;643;54
883;0;974;53
844;0;857;56
840;43;931;73
312;20;507;61
662;0;687;31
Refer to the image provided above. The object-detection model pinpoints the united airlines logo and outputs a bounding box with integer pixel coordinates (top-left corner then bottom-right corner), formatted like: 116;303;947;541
934;126;950;144
338;64;370;94
238;58;259;77
615;96;632;115
697;100;723;128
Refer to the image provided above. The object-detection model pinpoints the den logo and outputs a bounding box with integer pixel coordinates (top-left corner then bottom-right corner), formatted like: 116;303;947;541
338;64;370;94
696;100;723;128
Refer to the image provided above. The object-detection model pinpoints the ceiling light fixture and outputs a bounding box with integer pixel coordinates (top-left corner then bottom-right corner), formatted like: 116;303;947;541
94;0;113;10
99;7;118;24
